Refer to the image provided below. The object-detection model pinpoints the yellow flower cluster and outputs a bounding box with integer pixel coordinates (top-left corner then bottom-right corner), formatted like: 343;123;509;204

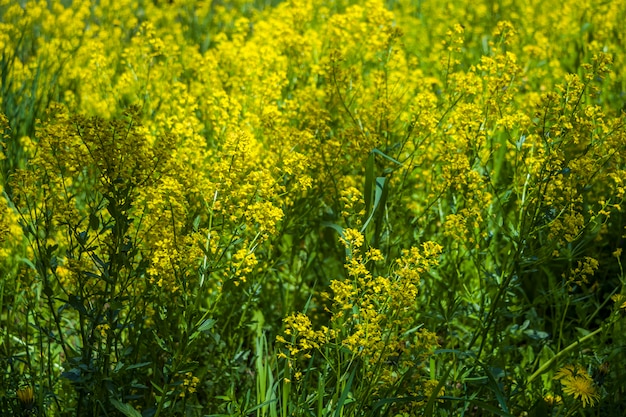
279;229;442;392
180;372;200;398
563;256;599;289
339;187;366;225
276;312;332;358
96;323;110;338
0;184;22;259
228;245;259;286
611;294;626;312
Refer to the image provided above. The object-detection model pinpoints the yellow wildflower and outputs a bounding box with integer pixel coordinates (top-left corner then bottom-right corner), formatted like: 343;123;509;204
554;365;599;408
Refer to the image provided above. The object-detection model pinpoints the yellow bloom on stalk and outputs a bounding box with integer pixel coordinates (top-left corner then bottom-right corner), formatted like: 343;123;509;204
17;385;37;415
611;294;626;311
278;312;329;356
340;228;364;249
422;379;445;403
554;365;599;408
563;257;599;288
16;385;35;406
97;323;111;338
181;372;200;397
543;394;562;405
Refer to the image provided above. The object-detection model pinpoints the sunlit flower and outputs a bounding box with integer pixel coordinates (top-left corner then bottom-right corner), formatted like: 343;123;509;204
555;365;599;408
16;385;35;406
543;394;562;405
561;375;599;407
612;294;626;311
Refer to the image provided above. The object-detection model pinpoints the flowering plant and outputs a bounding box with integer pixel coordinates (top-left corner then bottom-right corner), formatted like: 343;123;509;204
1;0;625;416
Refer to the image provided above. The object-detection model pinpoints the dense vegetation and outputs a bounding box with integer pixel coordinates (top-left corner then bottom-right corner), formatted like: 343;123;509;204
1;0;625;415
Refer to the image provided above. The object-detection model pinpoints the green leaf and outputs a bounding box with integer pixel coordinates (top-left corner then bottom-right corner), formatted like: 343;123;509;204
479;362;510;414
334;366;356;417
197;318;217;333
364;151;375;221
401;324;424;337
524;329;550;340
575;327;591;337
89;212;100;231
192;214;201;231
151;380;164;394
110;398;142;417
125;362;152;370
371;176;389;245
423;364;451;416
152;330;169;353
371;148;402;165
113;361;124;373
360;176;386;233
321;221;344;237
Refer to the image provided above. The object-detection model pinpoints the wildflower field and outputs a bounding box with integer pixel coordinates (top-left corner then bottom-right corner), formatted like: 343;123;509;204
1;0;626;415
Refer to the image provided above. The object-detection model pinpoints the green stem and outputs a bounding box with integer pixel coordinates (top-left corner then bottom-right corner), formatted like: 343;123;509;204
526;325;605;385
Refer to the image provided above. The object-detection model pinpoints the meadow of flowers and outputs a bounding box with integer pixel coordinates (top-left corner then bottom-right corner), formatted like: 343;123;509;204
1;0;625;416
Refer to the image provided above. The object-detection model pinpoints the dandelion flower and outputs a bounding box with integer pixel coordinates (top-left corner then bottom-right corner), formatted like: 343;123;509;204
17;385;34;405
555;365;599;408
561;375;599;407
